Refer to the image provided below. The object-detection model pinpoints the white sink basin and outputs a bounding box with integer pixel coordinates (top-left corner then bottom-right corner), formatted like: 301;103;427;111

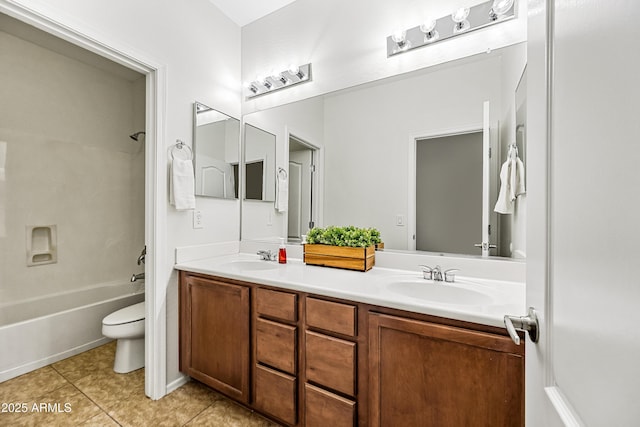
387;280;494;305
220;260;280;271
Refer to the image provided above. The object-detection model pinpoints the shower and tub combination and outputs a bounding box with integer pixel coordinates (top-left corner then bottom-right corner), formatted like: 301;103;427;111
0;131;149;382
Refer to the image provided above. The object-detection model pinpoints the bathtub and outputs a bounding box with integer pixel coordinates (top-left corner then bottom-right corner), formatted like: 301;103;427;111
0;281;145;383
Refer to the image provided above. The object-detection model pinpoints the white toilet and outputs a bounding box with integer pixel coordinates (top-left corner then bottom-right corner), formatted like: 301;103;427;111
102;302;145;373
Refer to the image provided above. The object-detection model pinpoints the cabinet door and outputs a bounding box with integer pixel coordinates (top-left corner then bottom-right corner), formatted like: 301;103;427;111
369;313;523;427
181;275;250;403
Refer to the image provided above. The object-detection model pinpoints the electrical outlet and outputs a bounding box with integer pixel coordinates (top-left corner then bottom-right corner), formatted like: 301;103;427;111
193;210;203;229
396;214;405;226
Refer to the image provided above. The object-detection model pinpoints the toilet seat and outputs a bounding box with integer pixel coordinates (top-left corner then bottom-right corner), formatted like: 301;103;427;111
103;302;145;325
102;302;145;340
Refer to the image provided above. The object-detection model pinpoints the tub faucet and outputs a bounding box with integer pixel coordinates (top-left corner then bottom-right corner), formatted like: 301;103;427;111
131;273;145;282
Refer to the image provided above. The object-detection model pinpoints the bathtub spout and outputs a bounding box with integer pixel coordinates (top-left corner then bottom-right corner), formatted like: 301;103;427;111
131;273;145;282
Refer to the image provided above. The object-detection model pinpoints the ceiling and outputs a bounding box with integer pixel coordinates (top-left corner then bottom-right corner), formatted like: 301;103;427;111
208;0;299;27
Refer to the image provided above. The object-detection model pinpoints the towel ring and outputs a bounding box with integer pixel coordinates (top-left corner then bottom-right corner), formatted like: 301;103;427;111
278;167;288;180
171;139;193;160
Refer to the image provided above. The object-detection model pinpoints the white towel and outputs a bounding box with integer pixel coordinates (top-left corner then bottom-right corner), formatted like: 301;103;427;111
494;158;514;214
494;149;526;214
275;174;288;212
170;158;196;210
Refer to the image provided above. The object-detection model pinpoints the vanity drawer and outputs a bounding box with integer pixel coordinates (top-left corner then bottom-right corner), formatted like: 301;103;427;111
305;331;356;396
256;288;298;322
255;364;297;426
256;318;297;375
305;383;356;427
306;297;356;337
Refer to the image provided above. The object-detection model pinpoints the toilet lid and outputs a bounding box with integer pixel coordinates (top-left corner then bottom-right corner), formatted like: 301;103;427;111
103;301;145;325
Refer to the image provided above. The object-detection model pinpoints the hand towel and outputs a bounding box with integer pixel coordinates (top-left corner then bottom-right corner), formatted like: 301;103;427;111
513;156;526;197
494;157;514;214
170;157;196;210
275;174;288;213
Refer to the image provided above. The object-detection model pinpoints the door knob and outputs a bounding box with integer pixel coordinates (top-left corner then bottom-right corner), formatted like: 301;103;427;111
504;307;539;345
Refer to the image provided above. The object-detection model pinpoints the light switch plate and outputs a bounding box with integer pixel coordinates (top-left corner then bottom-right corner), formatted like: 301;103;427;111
193;210;203;229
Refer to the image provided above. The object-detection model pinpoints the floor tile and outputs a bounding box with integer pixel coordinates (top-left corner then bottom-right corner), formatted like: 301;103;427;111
185;398;280;427
52;341;117;382
0;366;69;402
79;412;121;426
0;383;102;427
106;380;220;427
73;367;145;411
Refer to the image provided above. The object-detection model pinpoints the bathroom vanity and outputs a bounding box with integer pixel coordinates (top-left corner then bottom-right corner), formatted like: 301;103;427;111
176;255;524;427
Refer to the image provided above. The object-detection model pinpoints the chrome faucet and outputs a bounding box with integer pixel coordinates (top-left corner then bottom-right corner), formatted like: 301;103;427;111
419;265;459;283
131;272;145;282
257;250;277;261
137;246;146;265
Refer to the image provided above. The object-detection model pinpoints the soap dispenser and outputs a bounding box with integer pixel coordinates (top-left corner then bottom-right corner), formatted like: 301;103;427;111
278;238;287;264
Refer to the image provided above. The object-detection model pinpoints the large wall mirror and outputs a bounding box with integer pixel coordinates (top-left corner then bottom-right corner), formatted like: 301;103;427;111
193;102;240;199
241;42;527;259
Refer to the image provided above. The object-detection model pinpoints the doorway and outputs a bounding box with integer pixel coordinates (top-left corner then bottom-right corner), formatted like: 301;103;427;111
288;135;317;241
415;132;483;255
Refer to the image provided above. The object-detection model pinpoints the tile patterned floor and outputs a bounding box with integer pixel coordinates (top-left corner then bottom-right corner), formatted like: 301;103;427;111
0;342;281;426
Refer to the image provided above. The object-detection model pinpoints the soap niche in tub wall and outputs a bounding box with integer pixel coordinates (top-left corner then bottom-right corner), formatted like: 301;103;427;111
26;225;57;266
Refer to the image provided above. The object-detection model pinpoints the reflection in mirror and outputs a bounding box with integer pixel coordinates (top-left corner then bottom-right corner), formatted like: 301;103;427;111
243;124;276;201
241;42;527;259
193;102;240;199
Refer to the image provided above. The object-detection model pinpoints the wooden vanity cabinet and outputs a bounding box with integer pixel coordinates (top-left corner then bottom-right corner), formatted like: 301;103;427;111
178;272;251;404
254;288;300;426
304;297;359;427
368;312;524;427
179;271;524;427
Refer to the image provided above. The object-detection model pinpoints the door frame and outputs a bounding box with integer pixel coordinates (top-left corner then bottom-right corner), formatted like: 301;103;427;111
0;1;169;400
284;126;322;232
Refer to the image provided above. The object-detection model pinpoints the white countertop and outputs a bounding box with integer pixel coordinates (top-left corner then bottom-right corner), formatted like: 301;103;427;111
174;253;526;329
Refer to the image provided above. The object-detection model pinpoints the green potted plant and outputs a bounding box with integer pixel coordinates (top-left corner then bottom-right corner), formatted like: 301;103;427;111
303;226;382;271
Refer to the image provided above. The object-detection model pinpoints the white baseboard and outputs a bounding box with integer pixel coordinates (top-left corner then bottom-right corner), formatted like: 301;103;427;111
166;374;190;394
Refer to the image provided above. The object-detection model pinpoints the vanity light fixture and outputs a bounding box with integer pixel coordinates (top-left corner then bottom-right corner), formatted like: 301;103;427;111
386;0;517;57
245;63;312;99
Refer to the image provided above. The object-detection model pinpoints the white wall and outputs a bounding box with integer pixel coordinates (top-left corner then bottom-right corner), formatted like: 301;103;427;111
242;0;527;114
0;27;145;303
3;0;241;387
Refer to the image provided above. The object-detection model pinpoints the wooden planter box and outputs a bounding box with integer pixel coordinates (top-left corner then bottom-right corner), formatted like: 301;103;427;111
303;244;375;272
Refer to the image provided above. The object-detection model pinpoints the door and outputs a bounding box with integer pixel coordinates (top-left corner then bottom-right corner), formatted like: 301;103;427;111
415;132;483;254
288;135;316;239
526;1;640;425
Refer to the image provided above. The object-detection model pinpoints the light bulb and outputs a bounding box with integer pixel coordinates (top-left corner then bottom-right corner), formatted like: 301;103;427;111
257;75;272;89
419;19;439;43
391;29;407;46
288;65;304;79
451;8;470;33
246;82;258;94
490;0;514;20
271;70;287;85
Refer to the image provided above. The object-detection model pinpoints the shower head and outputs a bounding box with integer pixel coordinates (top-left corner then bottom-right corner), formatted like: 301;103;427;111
129;131;146;141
